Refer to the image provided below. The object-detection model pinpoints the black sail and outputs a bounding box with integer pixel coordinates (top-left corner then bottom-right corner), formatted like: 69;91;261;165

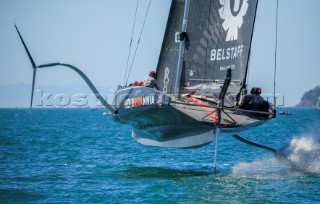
157;0;258;107
156;0;185;94
185;0;258;83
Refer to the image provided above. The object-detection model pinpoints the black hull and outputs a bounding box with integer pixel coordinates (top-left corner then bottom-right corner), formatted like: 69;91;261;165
114;87;215;148
114;87;274;148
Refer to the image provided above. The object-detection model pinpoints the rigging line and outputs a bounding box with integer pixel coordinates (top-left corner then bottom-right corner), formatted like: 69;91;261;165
125;0;152;86
244;0;259;89
123;0;139;85
274;0;279;107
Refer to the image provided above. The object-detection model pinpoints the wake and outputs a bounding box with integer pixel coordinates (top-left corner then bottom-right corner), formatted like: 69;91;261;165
231;135;320;178
280;135;320;175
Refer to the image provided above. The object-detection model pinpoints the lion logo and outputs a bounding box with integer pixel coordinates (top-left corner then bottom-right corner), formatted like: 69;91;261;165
219;0;249;41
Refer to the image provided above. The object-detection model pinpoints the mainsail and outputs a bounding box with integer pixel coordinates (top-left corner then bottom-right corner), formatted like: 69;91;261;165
157;0;258;108
156;0;185;94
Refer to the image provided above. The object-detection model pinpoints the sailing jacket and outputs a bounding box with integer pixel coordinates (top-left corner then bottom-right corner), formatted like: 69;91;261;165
144;76;158;89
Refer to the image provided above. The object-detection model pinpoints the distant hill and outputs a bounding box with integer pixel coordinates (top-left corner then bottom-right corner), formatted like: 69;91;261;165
296;85;320;107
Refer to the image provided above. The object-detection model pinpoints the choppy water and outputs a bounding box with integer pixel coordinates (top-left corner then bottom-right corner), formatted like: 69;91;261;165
0;108;319;203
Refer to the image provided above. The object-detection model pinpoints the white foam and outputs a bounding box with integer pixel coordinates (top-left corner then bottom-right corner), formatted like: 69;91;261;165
231;135;320;178
231;156;294;179
283;135;320;175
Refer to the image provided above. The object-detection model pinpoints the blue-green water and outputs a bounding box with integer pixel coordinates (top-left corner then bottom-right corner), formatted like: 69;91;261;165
0;108;319;203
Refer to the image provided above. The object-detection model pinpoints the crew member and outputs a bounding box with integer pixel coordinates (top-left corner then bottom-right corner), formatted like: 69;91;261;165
144;70;159;90
241;87;264;111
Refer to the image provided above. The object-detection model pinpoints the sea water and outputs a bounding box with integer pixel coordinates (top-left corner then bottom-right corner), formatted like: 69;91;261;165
0;108;319;203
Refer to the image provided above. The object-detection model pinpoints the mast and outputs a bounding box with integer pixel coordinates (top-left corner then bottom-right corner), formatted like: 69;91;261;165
174;0;190;95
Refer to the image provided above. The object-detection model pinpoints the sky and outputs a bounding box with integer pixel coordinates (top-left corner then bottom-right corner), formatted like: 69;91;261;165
0;0;319;107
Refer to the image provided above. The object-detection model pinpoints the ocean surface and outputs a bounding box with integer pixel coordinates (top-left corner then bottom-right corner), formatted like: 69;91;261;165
0;108;319;203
